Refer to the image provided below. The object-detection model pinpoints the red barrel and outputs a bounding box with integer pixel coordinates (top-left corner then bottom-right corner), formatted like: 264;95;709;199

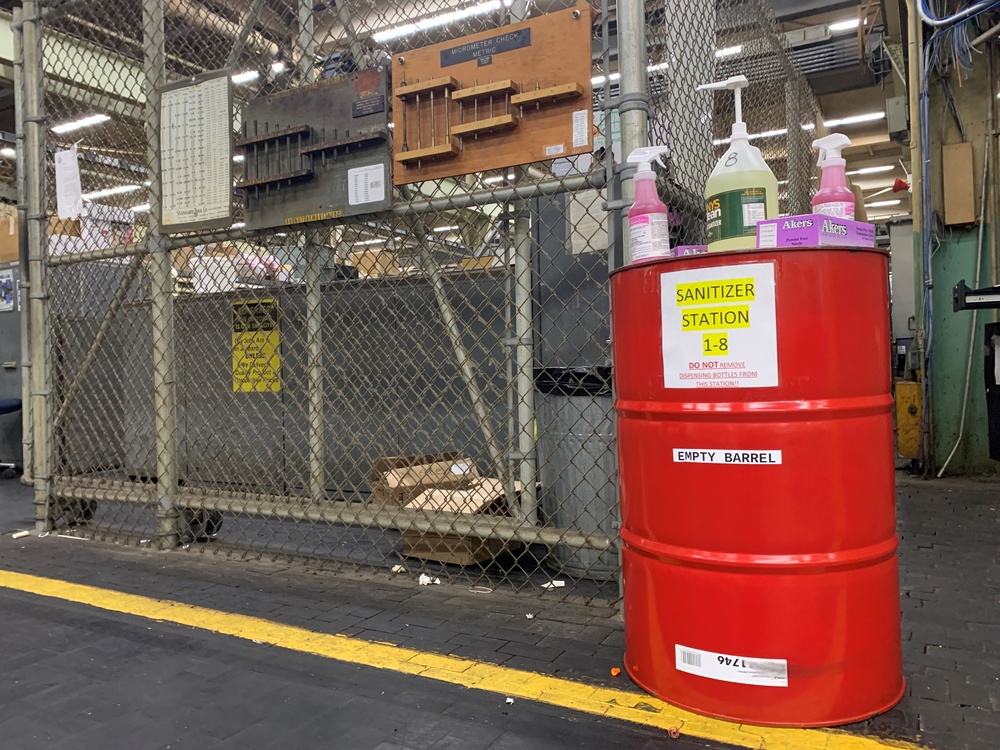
611;247;903;727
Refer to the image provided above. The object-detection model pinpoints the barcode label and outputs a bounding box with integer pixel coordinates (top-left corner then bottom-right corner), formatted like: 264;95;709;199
678;648;701;668
675;644;788;688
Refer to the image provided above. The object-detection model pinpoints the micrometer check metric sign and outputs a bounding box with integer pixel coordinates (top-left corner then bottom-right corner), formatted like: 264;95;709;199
659;262;779;389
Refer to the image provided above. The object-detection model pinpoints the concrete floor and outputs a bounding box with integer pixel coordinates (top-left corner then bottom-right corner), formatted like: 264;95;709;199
0;473;997;749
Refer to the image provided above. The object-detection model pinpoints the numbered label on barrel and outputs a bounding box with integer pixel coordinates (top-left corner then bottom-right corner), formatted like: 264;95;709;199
675;644;788;687
660;262;778;389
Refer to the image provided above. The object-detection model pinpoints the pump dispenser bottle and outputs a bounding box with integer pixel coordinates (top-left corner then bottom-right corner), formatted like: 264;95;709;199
698;76;779;252
626;146;672;263
811;133;855;219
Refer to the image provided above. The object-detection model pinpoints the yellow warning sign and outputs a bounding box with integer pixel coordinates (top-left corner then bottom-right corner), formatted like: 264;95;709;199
680;305;751;332
675;278;755;306
232;299;281;393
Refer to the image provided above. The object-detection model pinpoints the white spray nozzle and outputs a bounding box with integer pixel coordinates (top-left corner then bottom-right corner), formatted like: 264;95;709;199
812;133;851;166
626;146;670;175
697;76;749;135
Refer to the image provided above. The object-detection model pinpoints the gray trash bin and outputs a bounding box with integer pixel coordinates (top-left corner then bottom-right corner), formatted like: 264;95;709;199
536;366;618;581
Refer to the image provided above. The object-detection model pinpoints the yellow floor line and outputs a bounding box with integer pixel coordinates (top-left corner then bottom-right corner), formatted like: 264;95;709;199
0;569;925;750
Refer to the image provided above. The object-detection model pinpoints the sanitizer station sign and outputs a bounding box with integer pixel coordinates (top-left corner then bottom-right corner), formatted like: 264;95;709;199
659;262;778;389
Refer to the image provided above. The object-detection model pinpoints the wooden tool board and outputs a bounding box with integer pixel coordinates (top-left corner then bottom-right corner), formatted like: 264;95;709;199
391;3;594;185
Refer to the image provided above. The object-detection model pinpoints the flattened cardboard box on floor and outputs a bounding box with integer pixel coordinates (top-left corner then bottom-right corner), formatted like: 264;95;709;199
371;453;519;565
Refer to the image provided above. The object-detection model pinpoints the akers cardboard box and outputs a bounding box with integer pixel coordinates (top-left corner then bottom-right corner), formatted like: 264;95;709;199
756;213;875;249
369;452;479;506
673;245;709;257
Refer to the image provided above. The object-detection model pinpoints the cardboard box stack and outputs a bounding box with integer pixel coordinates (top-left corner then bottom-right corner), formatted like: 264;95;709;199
370;453;520;566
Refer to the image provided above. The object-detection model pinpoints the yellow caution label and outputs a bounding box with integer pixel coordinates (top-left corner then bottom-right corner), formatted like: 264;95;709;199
680;305;750;332
675;277;755;306
232;299;281;393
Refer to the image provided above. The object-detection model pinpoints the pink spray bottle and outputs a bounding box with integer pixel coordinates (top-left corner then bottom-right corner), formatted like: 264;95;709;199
626;146;672;263
811;133;854;219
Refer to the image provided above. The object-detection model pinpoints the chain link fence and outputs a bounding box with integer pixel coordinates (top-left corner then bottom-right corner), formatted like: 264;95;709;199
12;0;820;604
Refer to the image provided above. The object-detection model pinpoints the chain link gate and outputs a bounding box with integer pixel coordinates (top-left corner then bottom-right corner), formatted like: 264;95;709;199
12;0;821;604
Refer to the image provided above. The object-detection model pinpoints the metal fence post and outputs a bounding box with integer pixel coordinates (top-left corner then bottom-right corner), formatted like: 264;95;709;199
617;0;650;265
304;235;325;503
12;7;33;487
507;0;538;524
143;0;179;548
21;0;48;526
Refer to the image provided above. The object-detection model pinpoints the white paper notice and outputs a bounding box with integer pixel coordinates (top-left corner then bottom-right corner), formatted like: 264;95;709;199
572;110;589;148
160;75;232;229
756;222;777;248
675;644;788;687
347;163;386;206
660;262;778;389
54;146;83;220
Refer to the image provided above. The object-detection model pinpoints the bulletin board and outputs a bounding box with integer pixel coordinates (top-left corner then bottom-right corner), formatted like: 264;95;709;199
391;2;594;185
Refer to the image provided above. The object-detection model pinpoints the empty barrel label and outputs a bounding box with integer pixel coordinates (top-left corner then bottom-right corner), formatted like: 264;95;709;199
660;262;778;388
675;644;788;687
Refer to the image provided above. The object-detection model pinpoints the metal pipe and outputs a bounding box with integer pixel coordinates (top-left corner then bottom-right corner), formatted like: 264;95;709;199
304;235;325;503
224;0;267;69
297;0;316;83
164;0;279;58
399;186;508;485
972;20;1000;47
334;0;369;70
12;7;32;485
51;255;144;433
161;174;609;253
23;1;50;528
50;479;615;551
144;0;179;549
66;14;207;75
47;243;145;266
937;128;991;476
617;0;649;264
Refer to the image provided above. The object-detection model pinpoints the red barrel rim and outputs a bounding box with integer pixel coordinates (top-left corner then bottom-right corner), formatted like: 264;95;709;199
608;245;890;277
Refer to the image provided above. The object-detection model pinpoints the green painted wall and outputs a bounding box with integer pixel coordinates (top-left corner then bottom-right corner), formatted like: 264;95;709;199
919;61;997;475
929;227;994;474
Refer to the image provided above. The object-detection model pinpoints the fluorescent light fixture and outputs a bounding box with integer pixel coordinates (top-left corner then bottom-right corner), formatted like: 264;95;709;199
593;62;678;85
592;72;621;86
713;122;816;146
823;111;885;127
0;148;15;158
143;180;152;187
270;61;286;75
847;165;894;176
231;221;246;229
828;18;861;32
354;238;385;246
372;0;511;43
433;225;460;233
865;199;901;208
130;203;151;213
51;114;110;134
231;70;261;85
81;184;141;201
716;44;743;58
484;173;517;184
233;154;246;163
